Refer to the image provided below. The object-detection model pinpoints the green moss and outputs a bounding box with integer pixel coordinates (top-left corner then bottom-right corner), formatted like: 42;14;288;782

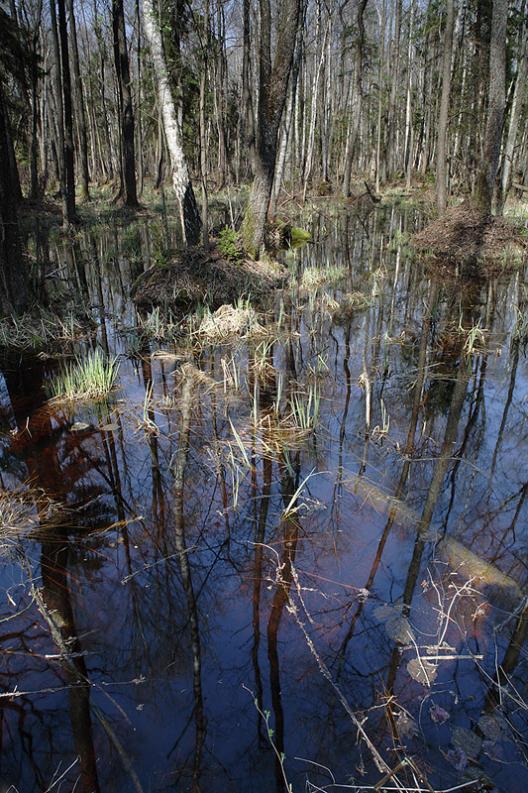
290;227;311;246
241;210;258;259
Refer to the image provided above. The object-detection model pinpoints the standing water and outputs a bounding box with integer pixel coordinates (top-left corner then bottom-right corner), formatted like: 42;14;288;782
1;204;528;792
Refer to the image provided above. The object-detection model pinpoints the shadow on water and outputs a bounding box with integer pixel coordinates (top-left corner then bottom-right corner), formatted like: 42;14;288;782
2;204;528;791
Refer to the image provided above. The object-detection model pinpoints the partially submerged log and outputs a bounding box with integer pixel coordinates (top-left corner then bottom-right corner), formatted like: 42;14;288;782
132;243;288;310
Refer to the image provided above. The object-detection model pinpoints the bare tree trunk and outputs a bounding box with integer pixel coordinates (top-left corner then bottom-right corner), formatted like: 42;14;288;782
29;0;43;200
67;0;90;201
55;0;78;224
113;0;138;206
0;85;29;314
436;0;454;214
135;0;144;195
241;0;254;160
270;34;301;215
474;0;506;214
342;0;368;197
242;0;301;256
142;0;201;245
499;14;527;208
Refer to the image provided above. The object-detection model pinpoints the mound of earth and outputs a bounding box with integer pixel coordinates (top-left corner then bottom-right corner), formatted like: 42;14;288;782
132;244;288;310
412;205;527;274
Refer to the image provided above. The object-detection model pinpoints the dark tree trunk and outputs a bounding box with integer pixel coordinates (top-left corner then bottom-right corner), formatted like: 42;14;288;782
242;0;302;257
55;0;78;224
112;0;138;206
0;86;29;314
67;0;90;201
241;0;254;153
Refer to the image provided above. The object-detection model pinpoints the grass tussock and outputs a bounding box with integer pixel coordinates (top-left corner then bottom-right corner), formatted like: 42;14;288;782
0;311;94;354
197;301;265;341
0;488;64;557
332;291;372;323
49;349;120;402
301;265;347;290
137;307;182;342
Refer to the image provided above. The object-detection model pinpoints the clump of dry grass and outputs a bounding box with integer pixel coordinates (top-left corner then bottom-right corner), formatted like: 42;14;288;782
332;291;372;323
0;488;64;557
301;265;347;290
197;301;265;341
0;311;95;354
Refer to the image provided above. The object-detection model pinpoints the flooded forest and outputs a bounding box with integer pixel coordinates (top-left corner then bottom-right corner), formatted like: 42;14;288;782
1;0;528;790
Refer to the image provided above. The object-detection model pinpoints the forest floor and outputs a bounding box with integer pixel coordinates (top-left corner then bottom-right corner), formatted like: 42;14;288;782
18;181;528;287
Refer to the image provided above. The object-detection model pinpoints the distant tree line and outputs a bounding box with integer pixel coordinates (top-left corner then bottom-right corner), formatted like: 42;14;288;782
0;0;527;286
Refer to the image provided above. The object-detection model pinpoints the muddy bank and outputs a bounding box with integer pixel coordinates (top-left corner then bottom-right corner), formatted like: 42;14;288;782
412;205;527;274
132;243;288;310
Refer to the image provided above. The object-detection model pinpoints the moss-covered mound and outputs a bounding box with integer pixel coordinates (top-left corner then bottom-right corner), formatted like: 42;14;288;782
132;243;288;310
412;205;527;275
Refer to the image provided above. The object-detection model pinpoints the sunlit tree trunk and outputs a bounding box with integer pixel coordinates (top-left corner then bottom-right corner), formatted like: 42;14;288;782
474;0;506;214
499;14;527;209
342;0;368;197
242;0;301;257
142;0;201;245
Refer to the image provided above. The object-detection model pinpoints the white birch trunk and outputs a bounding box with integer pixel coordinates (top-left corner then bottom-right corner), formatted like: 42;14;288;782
142;0;201;244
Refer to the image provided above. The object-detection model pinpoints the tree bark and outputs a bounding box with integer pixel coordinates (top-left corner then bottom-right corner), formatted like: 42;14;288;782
242;0;302;257
474;0;506;214
436;0;454;214
113;0;138;206
55;0;78;224
499;13;527;208
67;0;90;201
142;0;201;245
342;0;368;197
0;85;29;314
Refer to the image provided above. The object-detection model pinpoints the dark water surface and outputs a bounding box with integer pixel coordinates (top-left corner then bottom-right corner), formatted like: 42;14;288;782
2;204;528;792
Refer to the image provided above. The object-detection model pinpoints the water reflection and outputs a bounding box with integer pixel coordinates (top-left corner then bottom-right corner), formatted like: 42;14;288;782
2;205;528;791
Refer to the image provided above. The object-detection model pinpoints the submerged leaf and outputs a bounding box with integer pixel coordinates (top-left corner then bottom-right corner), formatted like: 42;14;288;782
446;747;468;771
407;658;437;686
70;421;90;432
396;711;418;740
374;603;415;644
478;715;505;743
430;703;450;724
452;726;482;758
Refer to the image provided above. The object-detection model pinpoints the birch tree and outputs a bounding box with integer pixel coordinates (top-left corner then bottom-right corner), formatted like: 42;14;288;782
142;0;201;245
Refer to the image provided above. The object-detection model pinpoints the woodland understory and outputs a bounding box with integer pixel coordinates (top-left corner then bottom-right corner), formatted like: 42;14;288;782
1;0;528;306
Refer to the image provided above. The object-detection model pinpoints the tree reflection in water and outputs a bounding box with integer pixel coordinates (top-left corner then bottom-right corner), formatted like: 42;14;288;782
1;206;528;792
